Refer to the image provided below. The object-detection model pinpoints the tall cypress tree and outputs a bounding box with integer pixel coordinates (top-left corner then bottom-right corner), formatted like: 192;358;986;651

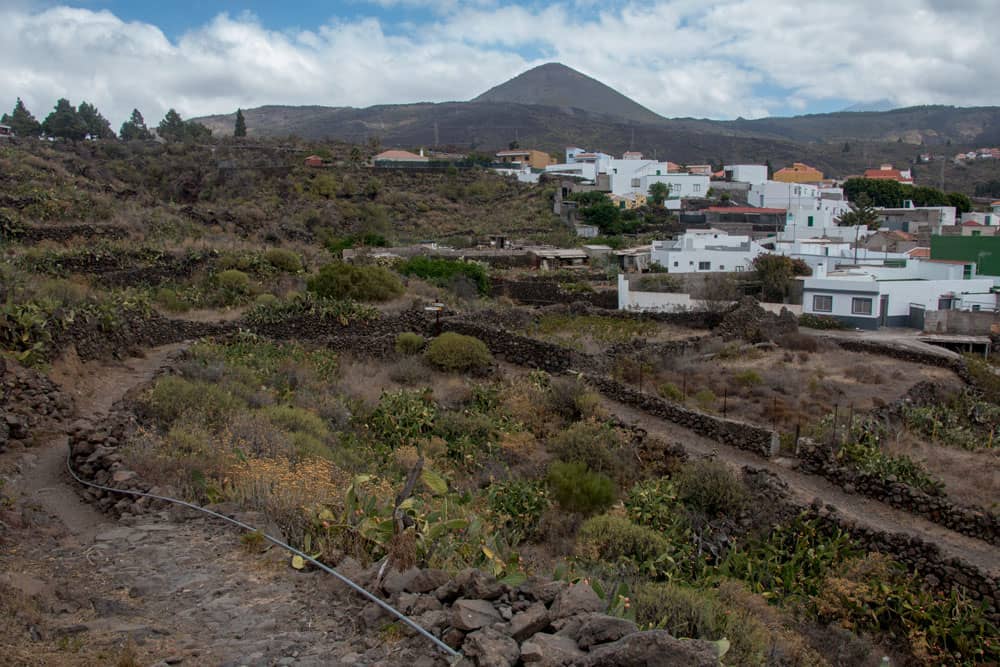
119;109;152;141
1;98;42;137
234;108;247;137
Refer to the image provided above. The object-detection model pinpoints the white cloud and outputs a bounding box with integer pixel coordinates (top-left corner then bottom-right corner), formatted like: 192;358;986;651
0;1;997;129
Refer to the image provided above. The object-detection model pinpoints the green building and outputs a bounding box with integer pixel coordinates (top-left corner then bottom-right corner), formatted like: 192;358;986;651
930;236;1000;277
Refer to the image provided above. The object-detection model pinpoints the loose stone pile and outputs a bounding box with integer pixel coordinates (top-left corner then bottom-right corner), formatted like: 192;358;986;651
0;356;74;453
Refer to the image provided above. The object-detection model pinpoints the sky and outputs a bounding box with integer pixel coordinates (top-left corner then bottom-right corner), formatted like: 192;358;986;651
2;0;998;129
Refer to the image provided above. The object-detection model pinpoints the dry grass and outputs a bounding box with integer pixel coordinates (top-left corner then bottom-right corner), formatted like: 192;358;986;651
883;433;999;507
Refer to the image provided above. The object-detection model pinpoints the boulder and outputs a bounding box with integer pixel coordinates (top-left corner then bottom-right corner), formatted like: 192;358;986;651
549;583;602;620
520;633;584;666
451;598;502;631
462;627;520;667
575;630;719;667
575;614;638;649
405;568;452;594
518;577;566;605
509;602;549;641
456;569;504;600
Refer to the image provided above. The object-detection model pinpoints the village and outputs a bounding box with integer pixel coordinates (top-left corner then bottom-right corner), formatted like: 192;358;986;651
330;144;1000;353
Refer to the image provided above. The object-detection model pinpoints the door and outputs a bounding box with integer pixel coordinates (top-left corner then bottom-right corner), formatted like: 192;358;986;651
879;295;889;327
909;304;925;330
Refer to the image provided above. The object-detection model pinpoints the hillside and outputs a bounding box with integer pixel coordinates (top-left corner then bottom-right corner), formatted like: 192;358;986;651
472;62;665;125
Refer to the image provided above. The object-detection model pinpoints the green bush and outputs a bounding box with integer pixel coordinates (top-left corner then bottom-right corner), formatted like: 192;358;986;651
548;376;601;421
632;582;769;666
657;382;684;402
424;332;493;372
798;313;847;330
366;389;437;453
733;370;762;387
547;461;616;516
145;375;245;428
395;332;426;356
398;256;490;296
963;354;1000;405
577;514;672;571
487;479;550;539
692;389;716;410
154;287;191;313
264;248;303;273
548;421;624;478
307;262;403;302
216;269;251;294
674;459;746;518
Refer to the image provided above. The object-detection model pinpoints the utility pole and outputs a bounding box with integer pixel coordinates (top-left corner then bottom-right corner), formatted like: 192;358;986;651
433;122;439;147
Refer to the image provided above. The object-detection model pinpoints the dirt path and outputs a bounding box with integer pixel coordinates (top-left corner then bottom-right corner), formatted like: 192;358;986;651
601;396;1000;577
1;345;441;666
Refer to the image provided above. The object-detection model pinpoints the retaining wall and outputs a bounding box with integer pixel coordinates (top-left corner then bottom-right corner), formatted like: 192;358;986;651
583;374;778;458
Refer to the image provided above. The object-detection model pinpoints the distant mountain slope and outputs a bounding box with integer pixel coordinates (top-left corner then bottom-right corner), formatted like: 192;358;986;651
841;100;897;113
472;62;665;125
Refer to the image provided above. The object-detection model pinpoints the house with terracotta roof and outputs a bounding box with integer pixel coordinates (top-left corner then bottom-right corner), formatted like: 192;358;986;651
373;149;429;163
862;164;913;184
495;149;556;170
773;162;824;184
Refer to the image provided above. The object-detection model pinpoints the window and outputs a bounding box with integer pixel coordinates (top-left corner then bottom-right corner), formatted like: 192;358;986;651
735;265;745;272
813;295;833;312
656;170;661;176
851;297;873;315
938;298;953;310
698;261;711;270
972;230;981;237
972;305;981;312
693;184;701;192
719;265;725;270
673;261;679;267
807;215;814;227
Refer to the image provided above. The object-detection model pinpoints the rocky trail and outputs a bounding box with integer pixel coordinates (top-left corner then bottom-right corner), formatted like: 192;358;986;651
0;345;444;667
601;396;1000;577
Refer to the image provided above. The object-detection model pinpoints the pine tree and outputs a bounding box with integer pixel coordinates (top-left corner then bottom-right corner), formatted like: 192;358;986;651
234;108;247;137
1;98;43;137
77;101;114;139
119;109;153;141
157;108;186;141
41;98;88;140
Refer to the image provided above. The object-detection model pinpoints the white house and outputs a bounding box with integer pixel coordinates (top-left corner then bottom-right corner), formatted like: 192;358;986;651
640;173;711;208
749;181;821;209
651;230;766;273
961;212;999;228
772;238;908;272
723;164;769;186
800;260;997;329
876;205;957;233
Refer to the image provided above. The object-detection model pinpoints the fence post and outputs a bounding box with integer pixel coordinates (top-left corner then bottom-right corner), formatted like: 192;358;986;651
831;403;839;447
722;388;728;417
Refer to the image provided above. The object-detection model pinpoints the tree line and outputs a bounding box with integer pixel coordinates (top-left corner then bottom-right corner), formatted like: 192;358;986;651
1;97;218;142
843;177;972;213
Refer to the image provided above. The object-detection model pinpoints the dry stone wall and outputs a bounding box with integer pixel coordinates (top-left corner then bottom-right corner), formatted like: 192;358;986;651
0;356;74;453
440;320;573;373
584;374;779;458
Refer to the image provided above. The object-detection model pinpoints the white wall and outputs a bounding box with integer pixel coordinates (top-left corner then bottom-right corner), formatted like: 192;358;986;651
618;275;804;313
651;233;764;273
962;212;998;227
724;164;768;185
545;162;598;181
641;174;711;200
748;181;820;209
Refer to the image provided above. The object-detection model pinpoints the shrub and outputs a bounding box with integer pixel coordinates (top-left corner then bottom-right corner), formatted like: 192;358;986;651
733;370;762;387
775;332;819;352
398;256;490;296
366;389;437;453
625;478;683;533
216;269;251;294
548;376;602;421
547;421;624;478
692;389;716;411
963;354;1000;405
145;375;245;428
657;382;684;402
546;461;616;516
674;459;746;518
424;332;493;372
264;248;303;273
487;479;550;539
395;332;426;356
798;313;847;330
631;582;769;666
576;514;672;572
388;356;427;386
307;262;403;302
154;287;191;313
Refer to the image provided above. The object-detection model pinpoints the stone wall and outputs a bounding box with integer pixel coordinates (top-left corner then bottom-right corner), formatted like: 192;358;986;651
19;223;128;243
440;321;573;373
53;312;237;362
490;278;618;309
584;374;778;458
798;441;999;546
0;356;74;453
